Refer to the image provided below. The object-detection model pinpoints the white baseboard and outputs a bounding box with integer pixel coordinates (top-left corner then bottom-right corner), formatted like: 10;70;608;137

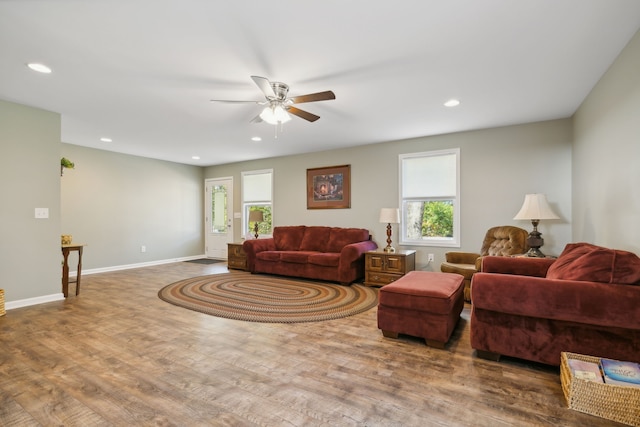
3;254;207;311
75;254;208;276
6;293;65;311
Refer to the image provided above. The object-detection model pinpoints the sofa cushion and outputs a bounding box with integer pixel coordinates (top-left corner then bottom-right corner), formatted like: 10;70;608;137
273;226;306;251
256;251;281;262
299;226;331;252
327;227;370;253
308;252;341;267
280;251;315;264
546;242;640;285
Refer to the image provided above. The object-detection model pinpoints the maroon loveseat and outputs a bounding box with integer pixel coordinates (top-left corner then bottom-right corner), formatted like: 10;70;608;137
470;242;640;366
242;226;378;284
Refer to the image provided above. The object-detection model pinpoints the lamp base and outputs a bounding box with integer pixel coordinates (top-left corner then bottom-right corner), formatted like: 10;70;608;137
383;223;396;253
525;227;546;257
524;247;546;258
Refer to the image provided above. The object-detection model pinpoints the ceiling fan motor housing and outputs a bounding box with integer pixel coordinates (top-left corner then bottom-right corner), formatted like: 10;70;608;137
269;82;289;101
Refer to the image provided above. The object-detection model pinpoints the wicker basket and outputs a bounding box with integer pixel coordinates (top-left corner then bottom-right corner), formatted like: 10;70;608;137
561;352;640;426
0;289;5;317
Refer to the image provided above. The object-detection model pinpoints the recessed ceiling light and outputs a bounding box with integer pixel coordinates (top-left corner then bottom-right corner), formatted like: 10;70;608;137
251;136;262;142
192;156;201;160
27;63;52;74
444;99;460;107
100;137;112;142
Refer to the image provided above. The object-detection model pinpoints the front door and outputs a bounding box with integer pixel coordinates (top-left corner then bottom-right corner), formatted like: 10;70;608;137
205;177;233;259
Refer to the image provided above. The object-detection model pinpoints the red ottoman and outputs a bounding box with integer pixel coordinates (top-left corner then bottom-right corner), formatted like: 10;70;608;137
377;271;465;348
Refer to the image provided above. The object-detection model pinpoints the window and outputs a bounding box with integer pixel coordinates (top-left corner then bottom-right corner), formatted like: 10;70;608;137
399;148;460;247
242;169;273;237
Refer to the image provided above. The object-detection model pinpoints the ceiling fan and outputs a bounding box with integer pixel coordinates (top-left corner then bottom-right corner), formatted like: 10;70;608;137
210;76;335;125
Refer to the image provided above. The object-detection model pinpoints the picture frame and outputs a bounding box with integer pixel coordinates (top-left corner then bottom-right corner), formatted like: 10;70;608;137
306;164;351;209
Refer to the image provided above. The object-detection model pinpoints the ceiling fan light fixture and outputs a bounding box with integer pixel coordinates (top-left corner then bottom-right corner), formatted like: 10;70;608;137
260;104;291;125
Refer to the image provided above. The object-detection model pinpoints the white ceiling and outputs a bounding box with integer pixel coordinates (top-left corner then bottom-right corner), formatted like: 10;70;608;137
1;1;639;166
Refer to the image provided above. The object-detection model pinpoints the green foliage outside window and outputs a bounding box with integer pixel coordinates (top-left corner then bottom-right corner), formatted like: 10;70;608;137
421;201;453;238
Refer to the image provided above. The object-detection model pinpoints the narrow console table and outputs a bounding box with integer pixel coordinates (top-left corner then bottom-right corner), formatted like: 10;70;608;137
61;243;86;297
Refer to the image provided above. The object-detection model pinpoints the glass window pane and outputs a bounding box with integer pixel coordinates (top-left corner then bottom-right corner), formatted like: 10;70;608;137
246;205;272;236
211;185;227;233
403;200;454;240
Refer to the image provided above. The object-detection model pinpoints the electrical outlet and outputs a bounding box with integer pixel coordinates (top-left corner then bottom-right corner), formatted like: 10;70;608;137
141;245;146;253
428;253;435;262
34;207;49;219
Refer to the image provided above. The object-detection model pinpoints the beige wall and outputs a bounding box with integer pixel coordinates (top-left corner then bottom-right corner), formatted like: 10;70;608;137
61;144;205;271
573;29;640;254
206;119;573;269
0;99;62;303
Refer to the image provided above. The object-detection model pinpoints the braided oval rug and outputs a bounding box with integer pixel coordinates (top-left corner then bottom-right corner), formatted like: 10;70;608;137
158;272;378;323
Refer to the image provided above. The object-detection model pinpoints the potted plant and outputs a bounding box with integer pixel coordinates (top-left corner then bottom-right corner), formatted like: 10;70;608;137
61;157;74;176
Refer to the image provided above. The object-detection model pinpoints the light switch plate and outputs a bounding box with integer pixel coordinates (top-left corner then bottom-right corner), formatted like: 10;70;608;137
35;207;49;219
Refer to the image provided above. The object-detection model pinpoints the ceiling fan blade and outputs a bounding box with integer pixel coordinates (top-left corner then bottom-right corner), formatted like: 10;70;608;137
251;75;277;99
290;91;336;104
288;107;320;122
250;114;263;123
210;99;263;104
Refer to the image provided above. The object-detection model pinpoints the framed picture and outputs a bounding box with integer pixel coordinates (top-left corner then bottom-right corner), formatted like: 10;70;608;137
306;164;351;209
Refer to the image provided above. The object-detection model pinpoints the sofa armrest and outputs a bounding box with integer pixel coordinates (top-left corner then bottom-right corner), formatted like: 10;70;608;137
242;238;276;271
472;272;640;330
480;256;555;277
445;251;481;265
340;240;379;265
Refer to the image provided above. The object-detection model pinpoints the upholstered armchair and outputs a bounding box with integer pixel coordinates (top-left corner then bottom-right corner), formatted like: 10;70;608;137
440;225;529;302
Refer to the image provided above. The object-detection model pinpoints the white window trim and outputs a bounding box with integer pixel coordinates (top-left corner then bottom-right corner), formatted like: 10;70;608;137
398;148;460;248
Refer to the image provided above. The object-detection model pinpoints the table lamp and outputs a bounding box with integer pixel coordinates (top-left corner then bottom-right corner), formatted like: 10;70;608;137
248;210;264;239
379;208;400;253
513;193;559;257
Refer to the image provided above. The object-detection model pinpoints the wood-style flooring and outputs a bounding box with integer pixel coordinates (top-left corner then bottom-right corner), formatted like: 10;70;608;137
0;262;624;426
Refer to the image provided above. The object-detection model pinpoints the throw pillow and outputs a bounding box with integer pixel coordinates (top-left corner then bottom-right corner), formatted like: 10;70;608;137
546;242;640;285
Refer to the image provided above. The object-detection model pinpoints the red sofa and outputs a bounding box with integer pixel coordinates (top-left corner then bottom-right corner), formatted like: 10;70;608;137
242;226;378;284
470;243;640;366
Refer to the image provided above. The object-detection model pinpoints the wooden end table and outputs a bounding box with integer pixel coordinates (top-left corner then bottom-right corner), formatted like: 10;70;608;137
227;242;248;271
364;249;416;287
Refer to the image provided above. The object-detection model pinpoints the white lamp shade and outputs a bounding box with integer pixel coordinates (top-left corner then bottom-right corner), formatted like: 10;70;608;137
513;194;559;220
379;208;400;224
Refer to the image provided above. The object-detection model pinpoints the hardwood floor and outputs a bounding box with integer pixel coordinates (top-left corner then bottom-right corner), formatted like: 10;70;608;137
0;262;623;427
